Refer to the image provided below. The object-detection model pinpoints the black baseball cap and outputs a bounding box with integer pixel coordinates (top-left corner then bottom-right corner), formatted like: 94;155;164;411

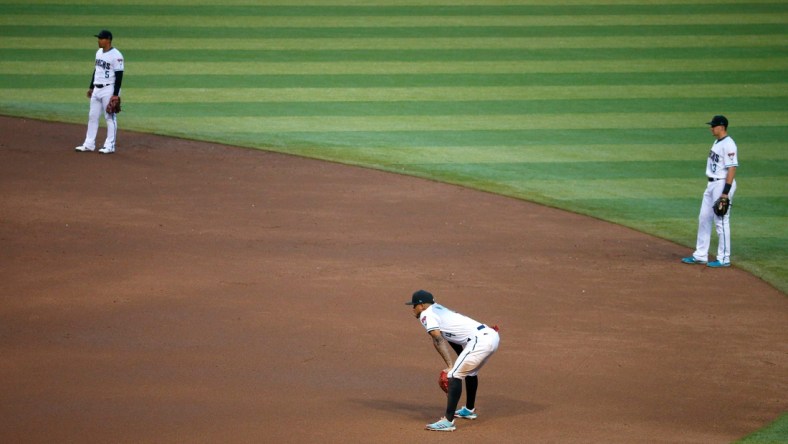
95;30;113;40
406;289;434;305
706;115;728;127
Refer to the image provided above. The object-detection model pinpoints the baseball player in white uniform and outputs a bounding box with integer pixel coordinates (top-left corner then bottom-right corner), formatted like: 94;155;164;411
407;290;500;432
75;30;124;154
682;115;738;267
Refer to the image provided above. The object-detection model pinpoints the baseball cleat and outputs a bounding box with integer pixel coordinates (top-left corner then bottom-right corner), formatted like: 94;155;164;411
75;145;95;152
425;417;456;432
707;261;731;268
454;406;477;420
98;147;115;154
681;257;707;265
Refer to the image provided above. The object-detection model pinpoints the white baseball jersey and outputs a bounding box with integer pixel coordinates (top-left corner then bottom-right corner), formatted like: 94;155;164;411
419;304;482;345
93;47;124;85
706;135;738;179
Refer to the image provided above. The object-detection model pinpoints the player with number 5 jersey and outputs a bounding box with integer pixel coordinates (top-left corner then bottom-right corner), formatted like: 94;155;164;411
75;30;124;154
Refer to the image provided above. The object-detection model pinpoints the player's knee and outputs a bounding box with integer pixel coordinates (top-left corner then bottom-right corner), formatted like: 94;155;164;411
448;377;462;395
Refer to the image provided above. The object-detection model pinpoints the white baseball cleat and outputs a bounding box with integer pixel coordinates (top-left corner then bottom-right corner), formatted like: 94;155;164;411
75;145;95;152
98;147;115;154
425;417;456;431
454;406;477;420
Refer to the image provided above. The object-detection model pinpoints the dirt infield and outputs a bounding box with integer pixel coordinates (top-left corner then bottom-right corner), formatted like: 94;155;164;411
1;115;785;443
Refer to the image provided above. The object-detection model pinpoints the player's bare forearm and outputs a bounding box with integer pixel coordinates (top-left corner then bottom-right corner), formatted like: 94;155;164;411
430;332;454;369
723;166;737;196
725;166;737;184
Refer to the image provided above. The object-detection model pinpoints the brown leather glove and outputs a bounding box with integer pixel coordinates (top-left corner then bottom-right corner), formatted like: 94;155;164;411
106;95;121;114
713;196;730;216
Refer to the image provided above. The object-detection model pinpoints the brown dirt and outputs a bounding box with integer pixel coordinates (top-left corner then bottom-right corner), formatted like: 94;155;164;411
0;115;785;443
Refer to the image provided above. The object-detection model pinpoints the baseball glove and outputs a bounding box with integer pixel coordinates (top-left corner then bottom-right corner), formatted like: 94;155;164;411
106;95;121;114
438;369;449;393
713;196;730;217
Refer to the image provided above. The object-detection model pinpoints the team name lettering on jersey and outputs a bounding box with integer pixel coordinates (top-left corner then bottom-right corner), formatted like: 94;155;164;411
95;59;113;70
705;135;738;178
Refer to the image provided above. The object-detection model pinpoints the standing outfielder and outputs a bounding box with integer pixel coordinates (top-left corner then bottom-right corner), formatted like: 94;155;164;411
407;290;500;432
75;30;124;154
682;115;738;268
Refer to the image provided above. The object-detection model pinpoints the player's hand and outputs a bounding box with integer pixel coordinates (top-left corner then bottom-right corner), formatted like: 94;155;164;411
87;88;93;99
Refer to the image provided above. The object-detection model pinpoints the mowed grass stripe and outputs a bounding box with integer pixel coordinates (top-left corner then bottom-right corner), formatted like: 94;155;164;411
133;116;786;135
5;59;787;75
0;46;788;61
2;13;785;28
5;85;786;103
2;24;786;39
87;98;788;117
15;0;774;7
2;36;785;51
2;3;784;16
6;71;784;88
3;46;784;61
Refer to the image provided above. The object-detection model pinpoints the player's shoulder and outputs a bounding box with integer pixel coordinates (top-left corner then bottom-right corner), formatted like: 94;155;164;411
430;303;452;313
714;135;736;150
422;304;439;314
421;304;448;320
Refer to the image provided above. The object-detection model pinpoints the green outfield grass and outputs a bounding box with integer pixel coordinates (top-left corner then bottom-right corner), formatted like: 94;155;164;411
736;412;788;444
1;0;786;439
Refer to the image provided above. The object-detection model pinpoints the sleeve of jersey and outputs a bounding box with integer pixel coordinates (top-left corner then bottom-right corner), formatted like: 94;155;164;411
724;140;739;167
112;52;125;96
420;311;440;333
113;51;125;72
